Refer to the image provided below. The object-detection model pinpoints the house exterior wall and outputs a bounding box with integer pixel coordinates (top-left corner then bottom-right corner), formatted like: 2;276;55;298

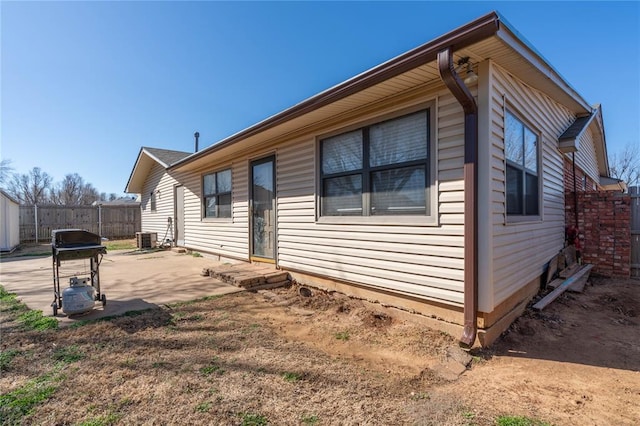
563;157;598;194
277;91;466;306
168;62;605;322
141;162;179;239
572;127;600;184
0;192;20;252
180;86;468;307
179;162;250;260
487;62;572;309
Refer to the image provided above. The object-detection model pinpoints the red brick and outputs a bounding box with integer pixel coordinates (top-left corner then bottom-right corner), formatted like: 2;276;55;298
564;182;631;279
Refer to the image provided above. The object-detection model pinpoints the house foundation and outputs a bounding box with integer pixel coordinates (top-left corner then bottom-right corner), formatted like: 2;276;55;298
287;268;541;348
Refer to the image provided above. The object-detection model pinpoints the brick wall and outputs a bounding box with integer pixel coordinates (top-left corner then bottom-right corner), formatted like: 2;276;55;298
565;191;631;278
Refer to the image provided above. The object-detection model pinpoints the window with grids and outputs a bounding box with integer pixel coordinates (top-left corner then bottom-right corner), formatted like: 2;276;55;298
505;110;539;216
203;169;232;218
320;110;430;217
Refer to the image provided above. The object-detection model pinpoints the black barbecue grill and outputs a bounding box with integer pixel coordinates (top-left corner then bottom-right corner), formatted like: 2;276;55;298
51;229;107;316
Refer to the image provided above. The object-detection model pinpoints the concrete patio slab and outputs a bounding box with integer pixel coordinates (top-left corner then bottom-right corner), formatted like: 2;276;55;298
0;249;242;325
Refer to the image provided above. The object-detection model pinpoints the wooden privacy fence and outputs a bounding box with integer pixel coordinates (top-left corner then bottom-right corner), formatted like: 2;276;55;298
631;186;640;279
19;204;141;242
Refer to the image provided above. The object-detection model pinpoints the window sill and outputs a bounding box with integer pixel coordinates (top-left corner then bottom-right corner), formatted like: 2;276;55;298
317;215;438;226
201;217;233;223
505;215;542;225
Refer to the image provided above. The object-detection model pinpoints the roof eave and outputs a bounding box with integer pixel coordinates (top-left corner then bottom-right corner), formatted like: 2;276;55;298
600;175;627;192
140;147;171;169
125;148;171;194
493;21;592;114
558;112;597;153
124;148;146;194
169;11;602;173
169;11;501;171
591;105;610;176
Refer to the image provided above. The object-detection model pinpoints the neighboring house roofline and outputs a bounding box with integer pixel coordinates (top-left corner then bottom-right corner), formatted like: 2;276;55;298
125;147;191;194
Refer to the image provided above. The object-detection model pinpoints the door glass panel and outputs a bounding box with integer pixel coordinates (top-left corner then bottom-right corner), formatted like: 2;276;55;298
252;158;275;258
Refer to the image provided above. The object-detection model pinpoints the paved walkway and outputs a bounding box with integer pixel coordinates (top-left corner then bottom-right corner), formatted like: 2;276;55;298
0;249;241;325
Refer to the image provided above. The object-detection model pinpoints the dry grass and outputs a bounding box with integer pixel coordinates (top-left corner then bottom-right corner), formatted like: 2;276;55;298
2;276;638;425
0;285;471;425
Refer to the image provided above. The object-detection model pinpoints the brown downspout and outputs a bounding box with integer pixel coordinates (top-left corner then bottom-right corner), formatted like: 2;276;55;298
437;48;478;348
572;152;578;227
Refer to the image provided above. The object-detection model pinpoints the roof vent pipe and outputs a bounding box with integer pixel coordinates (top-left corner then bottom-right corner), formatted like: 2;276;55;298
438;48;479;349
194;131;200;153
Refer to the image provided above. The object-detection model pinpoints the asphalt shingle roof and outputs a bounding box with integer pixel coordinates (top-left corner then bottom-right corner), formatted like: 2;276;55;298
143;147;192;167
559;115;592;142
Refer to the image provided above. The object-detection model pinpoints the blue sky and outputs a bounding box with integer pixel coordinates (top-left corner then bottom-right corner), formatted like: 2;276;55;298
1;1;638;196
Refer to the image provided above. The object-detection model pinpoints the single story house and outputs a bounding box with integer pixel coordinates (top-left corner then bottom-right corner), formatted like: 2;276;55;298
126;12;612;347
1;190;20;252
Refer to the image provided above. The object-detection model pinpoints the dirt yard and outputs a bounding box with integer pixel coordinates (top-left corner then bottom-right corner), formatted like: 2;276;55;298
1;263;639;425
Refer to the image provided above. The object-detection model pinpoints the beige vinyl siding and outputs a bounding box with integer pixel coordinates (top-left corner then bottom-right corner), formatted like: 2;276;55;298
180;162;250;260
277;89;466;306
570;127;600;183
489;63;571;307
141;163;179;237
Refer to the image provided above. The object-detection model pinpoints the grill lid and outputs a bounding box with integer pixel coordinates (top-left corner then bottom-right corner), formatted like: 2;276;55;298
51;229;102;248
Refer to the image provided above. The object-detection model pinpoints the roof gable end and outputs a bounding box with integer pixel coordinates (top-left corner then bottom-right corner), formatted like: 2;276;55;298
125;147;191;193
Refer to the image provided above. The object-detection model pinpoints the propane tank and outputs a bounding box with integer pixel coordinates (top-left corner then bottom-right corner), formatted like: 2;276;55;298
62;277;95;315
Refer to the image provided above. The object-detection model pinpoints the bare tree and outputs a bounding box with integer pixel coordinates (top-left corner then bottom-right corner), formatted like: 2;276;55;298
81;183;100;205
609;143;640;188
0;159;13;186
7;167;53;204
50;174;102;205
50;173;84;205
